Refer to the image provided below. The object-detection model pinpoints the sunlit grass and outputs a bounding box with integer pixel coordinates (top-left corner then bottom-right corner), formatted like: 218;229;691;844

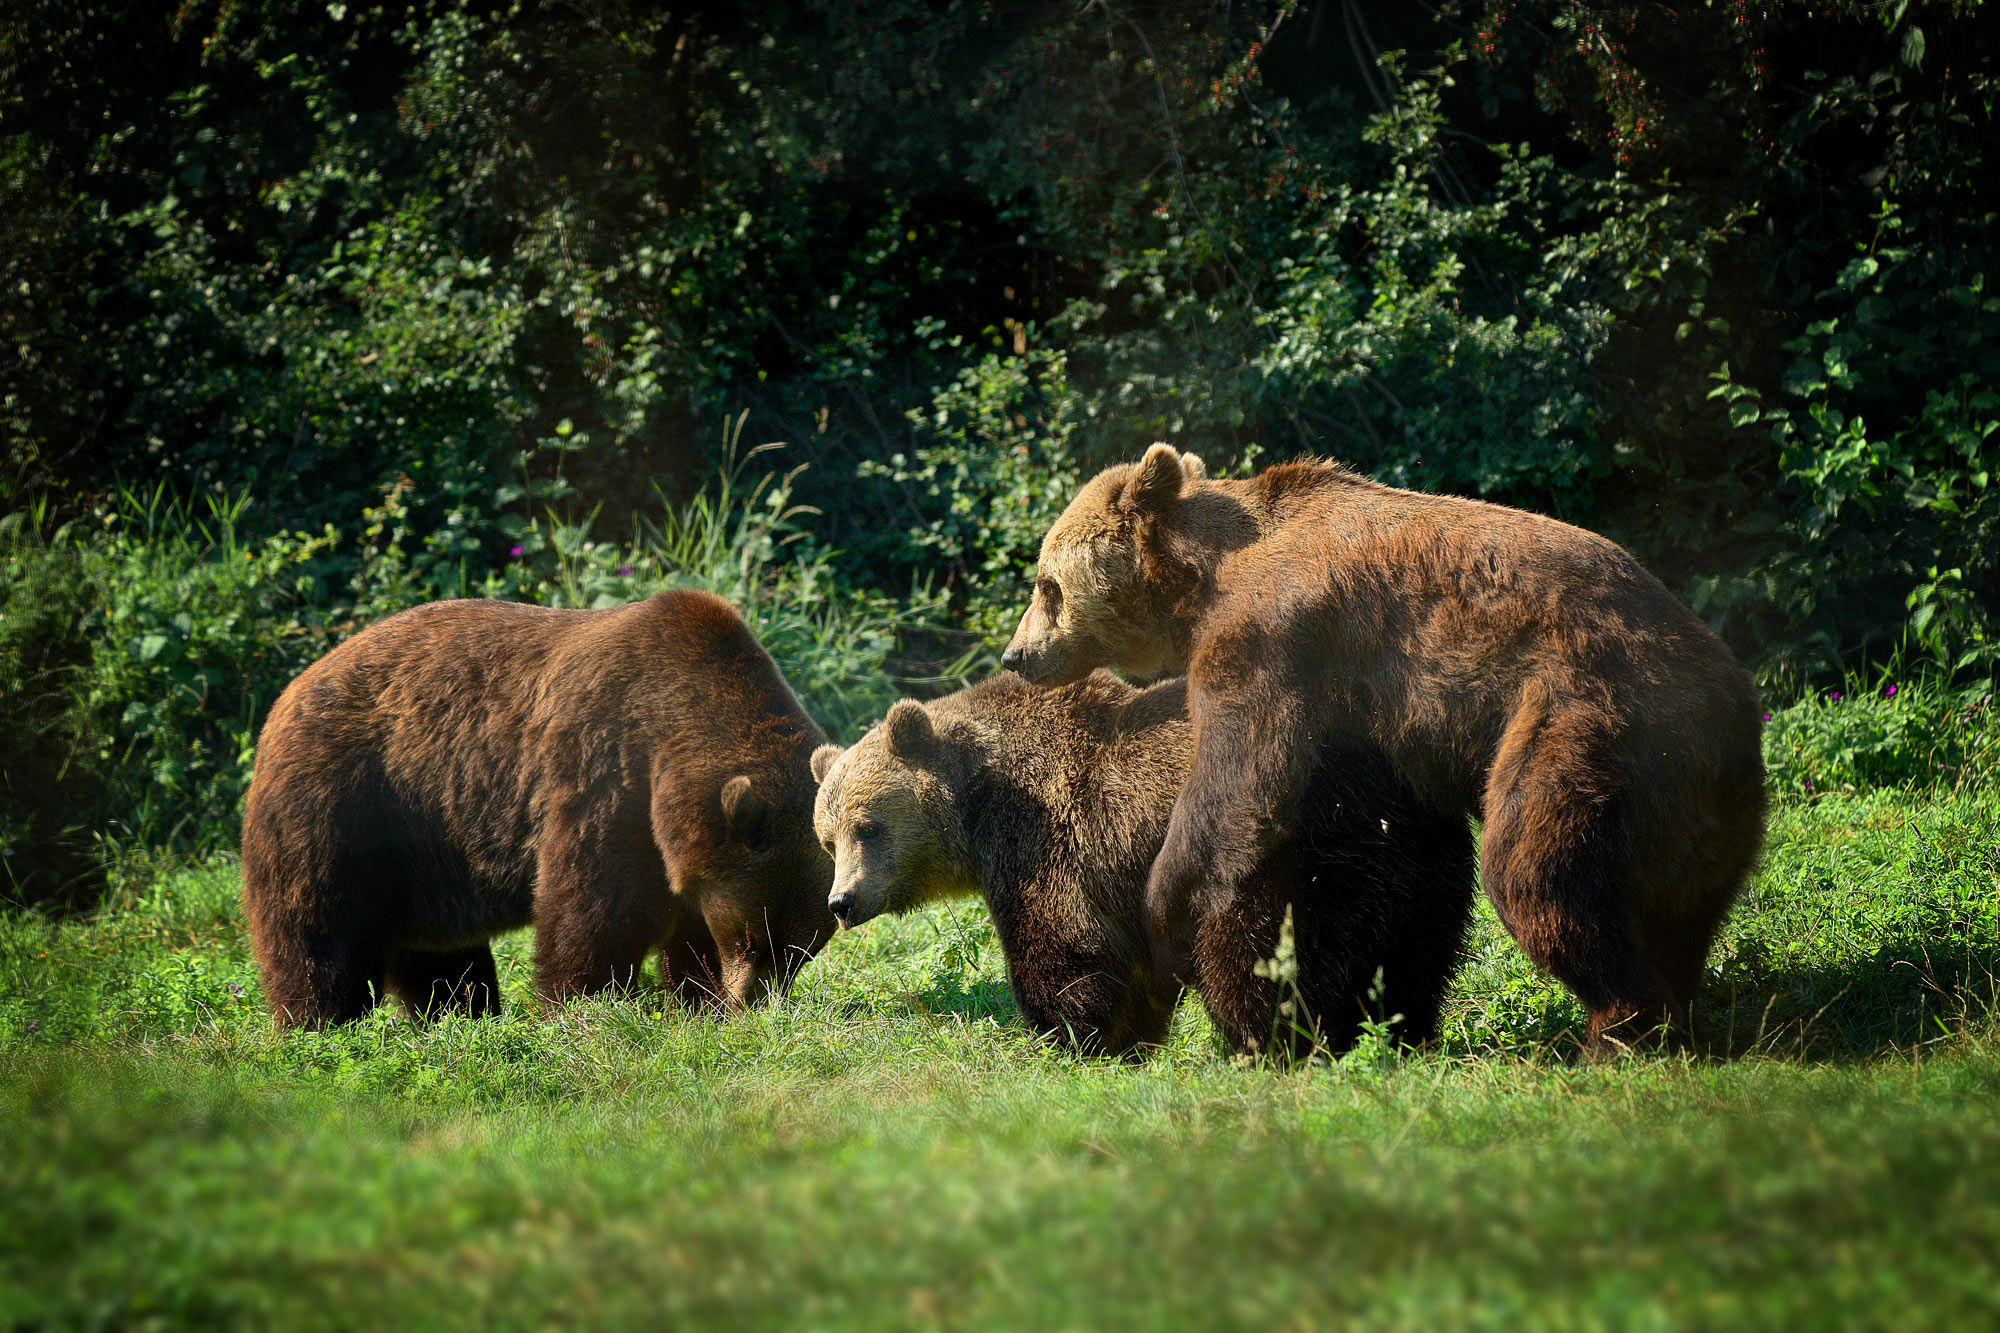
2;782;1997;1327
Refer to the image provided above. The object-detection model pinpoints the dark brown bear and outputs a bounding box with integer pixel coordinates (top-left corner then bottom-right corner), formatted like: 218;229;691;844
241;590;836;1028
811;672;1476;1057
1001;444;1767;1049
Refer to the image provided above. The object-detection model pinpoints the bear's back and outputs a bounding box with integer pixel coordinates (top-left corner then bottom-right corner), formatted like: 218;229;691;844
247;590;822;881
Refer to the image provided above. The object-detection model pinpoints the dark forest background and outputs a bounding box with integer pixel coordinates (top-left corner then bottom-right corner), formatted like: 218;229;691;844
4;0;1996;903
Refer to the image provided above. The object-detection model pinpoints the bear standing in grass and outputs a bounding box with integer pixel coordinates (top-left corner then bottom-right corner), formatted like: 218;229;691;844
811;672;1476;1057
242;590;835;1027
1001;445;1766;1050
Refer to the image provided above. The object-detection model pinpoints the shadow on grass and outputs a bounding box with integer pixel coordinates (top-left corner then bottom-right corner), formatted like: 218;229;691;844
877;922;1998;1067
1697;934;2000;1061
915;974;1019;1025
912;944;2000;1064
787;974;1018;1028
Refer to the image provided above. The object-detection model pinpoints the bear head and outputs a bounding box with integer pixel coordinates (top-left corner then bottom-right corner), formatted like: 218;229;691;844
1001;442;1205;686
809;700;983;930
682;770;838;1008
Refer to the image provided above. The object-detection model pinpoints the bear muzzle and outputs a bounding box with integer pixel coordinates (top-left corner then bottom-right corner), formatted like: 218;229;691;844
998;639;1095;687
827;884;885;930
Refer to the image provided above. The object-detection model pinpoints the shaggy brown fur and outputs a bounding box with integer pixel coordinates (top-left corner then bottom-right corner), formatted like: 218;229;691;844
1002;445;1767;1050
811;673;1476;1057
241;590;836;1027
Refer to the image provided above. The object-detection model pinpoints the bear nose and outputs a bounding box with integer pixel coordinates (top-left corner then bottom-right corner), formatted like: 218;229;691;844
829;893;856;927
1000;646;1024;672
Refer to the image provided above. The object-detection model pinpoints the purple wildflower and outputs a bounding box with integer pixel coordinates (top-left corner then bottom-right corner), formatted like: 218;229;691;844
617;566;635;577
1763;712;1772;722
225;982;244;995
509;544;524;557
1828;689;1843;702
1884;683;1898;698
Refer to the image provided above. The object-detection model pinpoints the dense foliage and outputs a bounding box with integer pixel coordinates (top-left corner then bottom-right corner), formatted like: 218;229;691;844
3;0;1996;900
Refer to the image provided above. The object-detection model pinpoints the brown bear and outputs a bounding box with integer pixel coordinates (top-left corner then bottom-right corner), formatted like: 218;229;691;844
1000;444;1767;1050
810;672;1477;1057
241;589;837;1028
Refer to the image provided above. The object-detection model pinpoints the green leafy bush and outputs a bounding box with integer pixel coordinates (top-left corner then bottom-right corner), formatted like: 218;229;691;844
864;341;1082;646
0;493;336;904
0;509;107;905
1705;240;2000;682
487;427;958;739
1254;70;1612;510
1763;672;1997;799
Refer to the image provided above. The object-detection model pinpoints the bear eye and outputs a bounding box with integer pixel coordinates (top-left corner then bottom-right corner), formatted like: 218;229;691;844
1036;576;1062;612
853;821;883;844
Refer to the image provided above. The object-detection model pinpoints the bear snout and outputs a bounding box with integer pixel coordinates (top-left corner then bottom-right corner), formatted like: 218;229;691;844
828;886;884;930
998;638;1081;686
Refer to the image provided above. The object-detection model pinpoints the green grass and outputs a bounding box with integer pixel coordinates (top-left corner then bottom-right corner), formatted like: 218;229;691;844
4;783;1998;1329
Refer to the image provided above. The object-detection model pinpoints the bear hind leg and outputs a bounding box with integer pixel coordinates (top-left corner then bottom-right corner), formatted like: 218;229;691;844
243;807;398;1028
1483;830;1679;1051
1635;872;1742;1050
385;944;500;1020
1482;736;1678;1053
1633;794;1766;1050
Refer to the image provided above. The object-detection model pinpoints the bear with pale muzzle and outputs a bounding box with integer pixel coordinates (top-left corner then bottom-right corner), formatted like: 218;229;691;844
811;671;1476;1058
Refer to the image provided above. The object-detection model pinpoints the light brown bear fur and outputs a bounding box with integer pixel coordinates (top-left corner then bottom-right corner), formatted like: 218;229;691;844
241;590;835;1027
811;672;1476;1057
1001;444;1767;1049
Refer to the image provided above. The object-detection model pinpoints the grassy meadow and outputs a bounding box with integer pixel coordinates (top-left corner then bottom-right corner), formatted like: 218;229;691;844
4;776;1997;1329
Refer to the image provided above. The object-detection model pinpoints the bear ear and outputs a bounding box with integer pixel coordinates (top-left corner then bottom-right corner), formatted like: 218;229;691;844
883;699;935;760
1181;452;1206;482
1128;442;1187;511
720;774;770;842
810;744;844;785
